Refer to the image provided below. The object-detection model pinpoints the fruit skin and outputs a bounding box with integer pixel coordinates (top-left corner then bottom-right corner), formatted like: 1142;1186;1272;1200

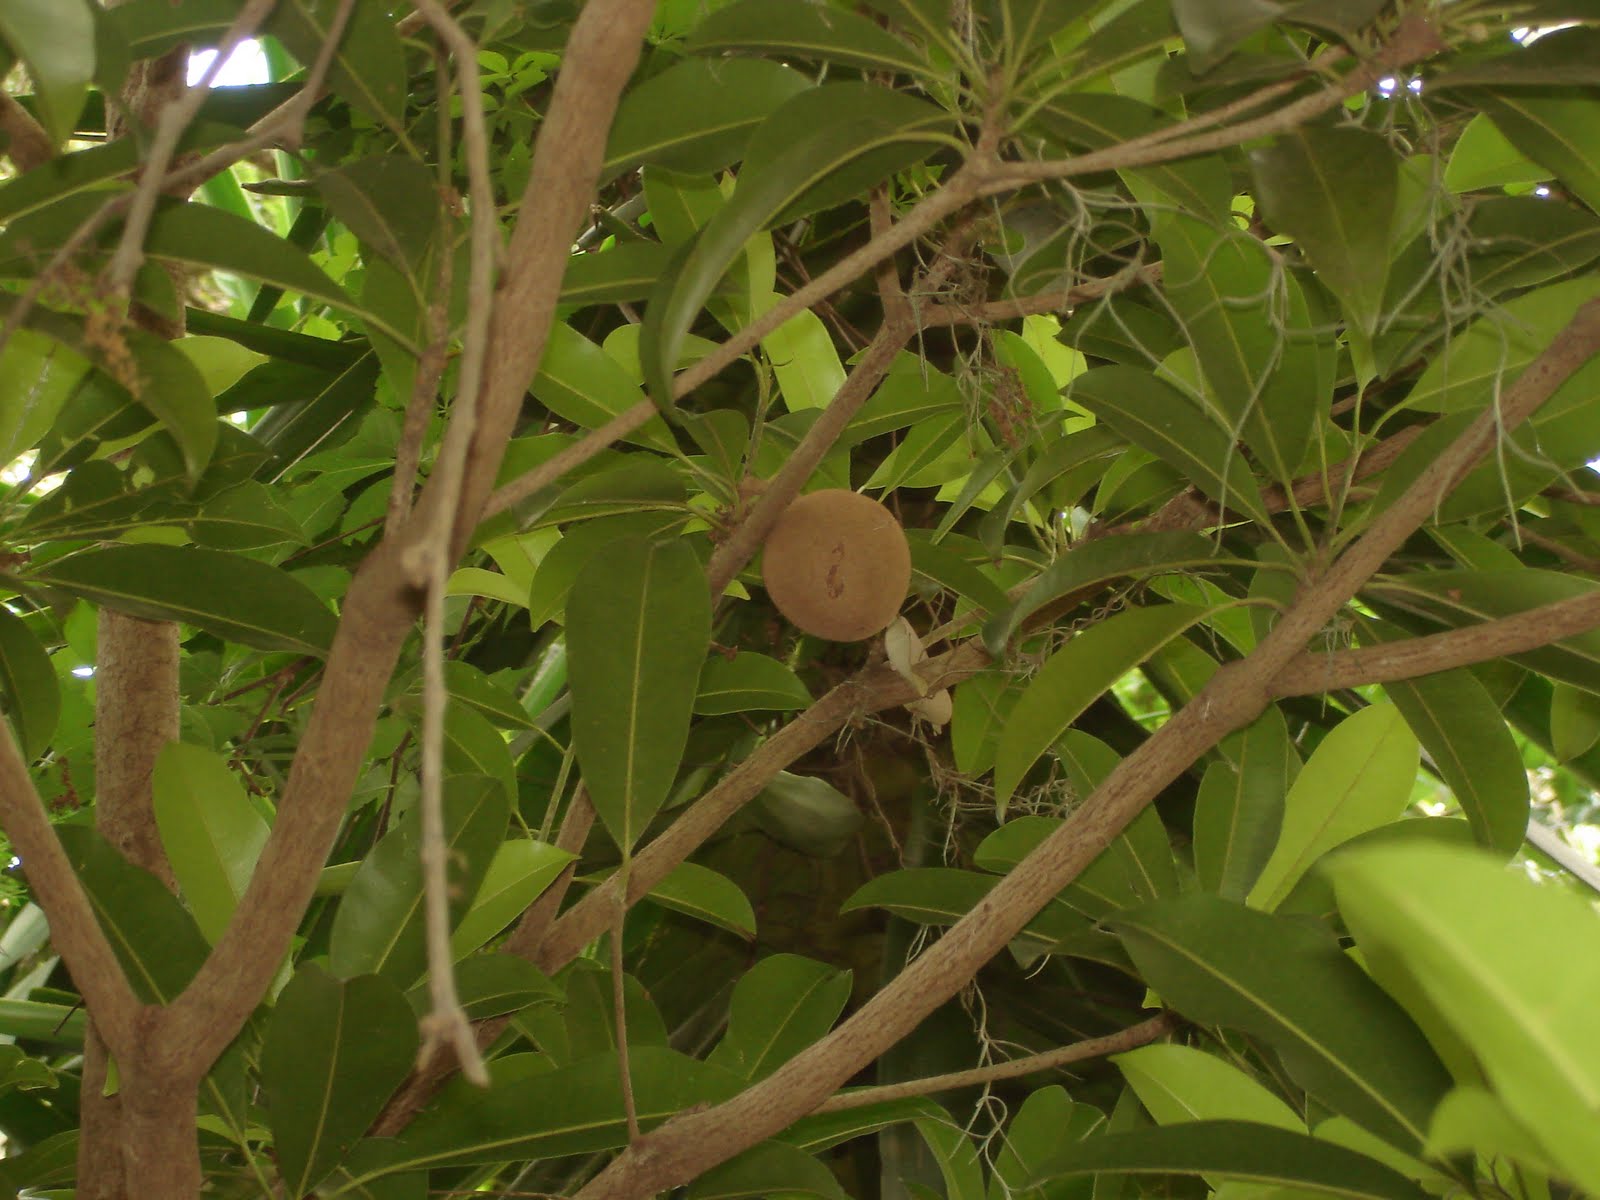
760;489;911;642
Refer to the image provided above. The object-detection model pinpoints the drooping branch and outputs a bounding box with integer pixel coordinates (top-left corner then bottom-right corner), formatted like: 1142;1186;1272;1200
571;300;1600;1200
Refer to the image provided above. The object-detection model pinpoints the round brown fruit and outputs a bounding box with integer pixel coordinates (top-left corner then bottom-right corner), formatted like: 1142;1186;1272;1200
761;489;911;642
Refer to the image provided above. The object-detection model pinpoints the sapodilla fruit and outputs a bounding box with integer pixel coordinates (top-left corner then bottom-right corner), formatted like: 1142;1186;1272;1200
761;489;911;641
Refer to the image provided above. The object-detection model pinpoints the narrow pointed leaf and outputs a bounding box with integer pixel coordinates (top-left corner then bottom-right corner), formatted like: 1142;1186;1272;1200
567;536;711;850
28;546;337;657
995;604;1216;811
687;0;934;75
647;862;756;938
1194;708;1291;900
0;609;59;762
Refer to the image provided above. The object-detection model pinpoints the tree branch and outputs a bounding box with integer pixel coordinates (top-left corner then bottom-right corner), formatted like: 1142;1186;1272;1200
159;0;661;1080
571;300;1600;1200
0;726;140;1057
0;93;53;172
813;1013;1176;1113
1268;589;1600;696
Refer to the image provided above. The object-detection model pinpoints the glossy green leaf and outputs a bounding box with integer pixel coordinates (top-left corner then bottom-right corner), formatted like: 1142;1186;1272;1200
0;609;58;763
1026;1120;1426;1200
986;531;1233;651
316;155;440;280
534;322;676;452
1474;89;1600;216
0;0;92;145
647;862;756;939
567;536;711;850
1328;842;1600;1193
1070;367;1268;522
1109;894;1451;1148
450;838;576;958
266;0;406;130
1250;127;1398;336
640;84;953;406
1193;708;1291;901
407;953;562;1022
842;867;1084;957
328;775;509;985
605;57;811;179
1551;679;1600;763
1114;1043;1303;1130
1152;213;1322;482
688;0;933;75
995;604;1215;811
708;954;852;1082
152;742;270;944
695;652;812;715
0;330;89;468
28;546;337;658
1247;703;1418;911
561;242;680;307
1432;26;1600;89
261;965;418;1197
1444;112;1551;193
688;1138;847;1200
56;825;209;1003
1380;663;1527;857
391;1047;741;1171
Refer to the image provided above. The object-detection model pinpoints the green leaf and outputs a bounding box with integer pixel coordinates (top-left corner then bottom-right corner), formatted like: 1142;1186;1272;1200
28;546;337;658
450;838;576;958
567;536;711;851
261;965;419;1197
1474;89;1600;216
1247;704;1418;911
1250;127;1398;336
687;0;933;76
646;862;756;939
1551;679;1600;763
986;531;1232;651
841;867;1083;957
1444;112;1551;194
696;652;812;715
266;0;406;130
641;84;953;406
1069;367;1268;523
1381;664;1528;857
708;954;852;1082
534;322;676;453
152;742;271;944
995;604;1217;811
561;242;680;308
409;953;562;1022
0;609;58;763
56;825;210;1003
1327;842;1600;1194
605;57;811;179
327;775;509;985
1109;894;1451;1148
1026;1121;1426;1200
392;1047;740;1170
688;1139;848;1200
1151;214;1322;481
975;804;1176;921
1115;1043;1302;1131
0;330;89;468
316;155;440;280
1193;708;1291;901
0;0;92;146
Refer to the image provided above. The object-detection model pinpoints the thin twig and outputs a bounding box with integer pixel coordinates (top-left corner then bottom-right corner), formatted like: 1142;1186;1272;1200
612;884;640;1143
403;0;502;1090
813;1013;1176;1113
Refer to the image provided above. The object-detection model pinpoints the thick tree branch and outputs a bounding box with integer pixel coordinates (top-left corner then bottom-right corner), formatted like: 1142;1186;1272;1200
0;93;52;172
572;301;1600;1200
0;727;140;1056
1269;589;1600;696
159;0;659;1079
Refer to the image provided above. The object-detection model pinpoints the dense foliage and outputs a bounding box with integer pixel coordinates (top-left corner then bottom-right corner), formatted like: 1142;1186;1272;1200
0;1;1598;1197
